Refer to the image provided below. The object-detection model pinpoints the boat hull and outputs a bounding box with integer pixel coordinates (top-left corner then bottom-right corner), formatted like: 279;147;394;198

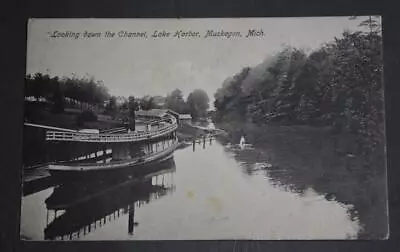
48;142;179;181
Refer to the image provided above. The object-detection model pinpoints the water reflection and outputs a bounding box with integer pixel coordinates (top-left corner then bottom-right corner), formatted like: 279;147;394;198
22;133;368;240
218;134;385;239
43;159;176;240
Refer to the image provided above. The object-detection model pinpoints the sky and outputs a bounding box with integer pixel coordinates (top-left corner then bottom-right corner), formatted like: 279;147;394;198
26;17;373;107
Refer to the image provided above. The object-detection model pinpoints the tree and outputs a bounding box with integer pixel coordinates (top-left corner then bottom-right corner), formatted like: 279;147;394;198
127;96;138;130
51;81;65;113
165;89;187;114
350;16;381;34
32;73;45;100
105;96;118;117
139;96;156;110
214;67;251;121
186;89;210;119
213;28;383;156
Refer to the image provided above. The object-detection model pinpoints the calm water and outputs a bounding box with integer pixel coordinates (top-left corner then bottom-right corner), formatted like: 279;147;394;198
20;134;364;240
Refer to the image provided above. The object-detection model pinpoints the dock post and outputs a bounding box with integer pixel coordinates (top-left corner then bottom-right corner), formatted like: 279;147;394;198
128;203;135;235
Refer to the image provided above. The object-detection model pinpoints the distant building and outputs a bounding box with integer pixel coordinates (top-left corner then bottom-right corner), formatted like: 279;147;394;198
178;114;192;126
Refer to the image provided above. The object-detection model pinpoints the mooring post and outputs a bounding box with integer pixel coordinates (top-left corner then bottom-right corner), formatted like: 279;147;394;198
128;203;135;235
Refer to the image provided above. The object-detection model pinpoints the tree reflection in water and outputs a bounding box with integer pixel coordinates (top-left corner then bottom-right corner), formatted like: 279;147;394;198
217;133;387;239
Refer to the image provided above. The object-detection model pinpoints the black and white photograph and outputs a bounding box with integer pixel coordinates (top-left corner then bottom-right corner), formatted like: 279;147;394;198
20;17;387;240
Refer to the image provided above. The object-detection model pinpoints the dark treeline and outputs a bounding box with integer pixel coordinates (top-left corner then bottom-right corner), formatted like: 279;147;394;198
25;71;210;123
25;73;110;112
214;17;383;154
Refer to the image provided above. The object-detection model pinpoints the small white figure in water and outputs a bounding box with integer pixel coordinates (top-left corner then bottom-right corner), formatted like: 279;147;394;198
239;136;246;149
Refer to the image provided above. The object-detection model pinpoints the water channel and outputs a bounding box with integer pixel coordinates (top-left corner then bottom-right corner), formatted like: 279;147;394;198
21;128;367;240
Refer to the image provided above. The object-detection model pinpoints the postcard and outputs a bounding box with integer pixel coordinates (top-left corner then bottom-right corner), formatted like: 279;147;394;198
21;17;388;240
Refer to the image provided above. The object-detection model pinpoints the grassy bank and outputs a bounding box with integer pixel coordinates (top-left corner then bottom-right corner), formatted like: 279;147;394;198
215;121;388;239
25;104;121;130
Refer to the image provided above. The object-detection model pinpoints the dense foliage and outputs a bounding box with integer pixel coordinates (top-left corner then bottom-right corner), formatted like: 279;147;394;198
25;73;110;112
214;28;383;153
186;89;210;119
163;88;210;119
165;89;188;114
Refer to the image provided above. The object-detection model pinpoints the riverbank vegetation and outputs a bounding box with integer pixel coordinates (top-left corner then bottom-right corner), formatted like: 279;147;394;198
24;72;210;128
212;18;387;238
213;17;384;167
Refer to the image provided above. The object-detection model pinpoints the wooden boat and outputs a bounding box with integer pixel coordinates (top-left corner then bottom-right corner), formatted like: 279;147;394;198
45;163;175;210
47;137;180;180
